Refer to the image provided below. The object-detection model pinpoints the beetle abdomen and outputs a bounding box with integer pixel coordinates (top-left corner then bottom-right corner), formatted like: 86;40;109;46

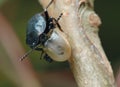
44;29;71;62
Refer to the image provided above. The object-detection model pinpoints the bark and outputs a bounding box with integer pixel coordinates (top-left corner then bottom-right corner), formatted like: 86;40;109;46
39;0;116;87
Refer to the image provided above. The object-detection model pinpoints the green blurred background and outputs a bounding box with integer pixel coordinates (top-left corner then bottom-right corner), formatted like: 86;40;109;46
0;0;120;87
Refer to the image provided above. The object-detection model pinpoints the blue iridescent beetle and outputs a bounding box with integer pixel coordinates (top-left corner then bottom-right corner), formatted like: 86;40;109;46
20;0;71;62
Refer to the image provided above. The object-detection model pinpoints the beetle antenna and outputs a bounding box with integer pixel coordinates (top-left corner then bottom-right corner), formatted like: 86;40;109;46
19;44;40;61
45;0;54;11
19;49;34;61
51;13;63;32
57;13;63;21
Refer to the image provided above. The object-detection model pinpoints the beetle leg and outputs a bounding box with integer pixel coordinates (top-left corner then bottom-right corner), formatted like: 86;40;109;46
52;18;63;32
43;54;53;63
35;47;43;51
52;13;63;32
39;49;44;59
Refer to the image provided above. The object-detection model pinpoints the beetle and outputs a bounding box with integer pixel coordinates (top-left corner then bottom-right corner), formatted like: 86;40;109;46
19;0;71;62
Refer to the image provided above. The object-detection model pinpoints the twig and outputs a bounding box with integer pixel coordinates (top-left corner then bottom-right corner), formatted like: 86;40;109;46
39;0;116;87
